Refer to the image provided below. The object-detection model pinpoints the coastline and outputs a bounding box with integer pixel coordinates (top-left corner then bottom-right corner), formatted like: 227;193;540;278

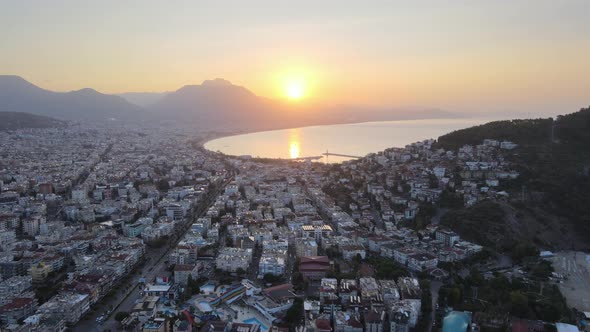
198;115;473;152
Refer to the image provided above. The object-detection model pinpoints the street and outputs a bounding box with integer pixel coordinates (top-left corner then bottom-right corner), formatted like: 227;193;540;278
73;179;229;331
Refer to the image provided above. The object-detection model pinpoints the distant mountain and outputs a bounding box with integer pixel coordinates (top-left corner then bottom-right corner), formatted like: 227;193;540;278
0;75;142;122
0;111;65;130
1;75;459;128
149;78;286;130
150;78;459;130
117;92;167;107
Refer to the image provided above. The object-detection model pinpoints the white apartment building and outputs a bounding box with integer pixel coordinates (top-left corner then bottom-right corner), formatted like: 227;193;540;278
258;254;286;276
216;248;252;273
36;292;90;325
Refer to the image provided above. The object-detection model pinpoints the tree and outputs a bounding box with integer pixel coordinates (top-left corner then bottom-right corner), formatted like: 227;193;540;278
236;267;246;276
468;267;484;287
428;174;439;189
413;203;436;230
292;272;306;292
439;190;464;209
441;287;462;307
115;311;129;322
263;273;283;284
419;279;432;314
511;243;538;264
370;257;408;280
157;179;170;191
509;291;528;317
530;260;553;280
284;297;304;325
186;275;200;295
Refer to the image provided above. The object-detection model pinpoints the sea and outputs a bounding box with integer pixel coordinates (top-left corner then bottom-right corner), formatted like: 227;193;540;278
204;118;499;163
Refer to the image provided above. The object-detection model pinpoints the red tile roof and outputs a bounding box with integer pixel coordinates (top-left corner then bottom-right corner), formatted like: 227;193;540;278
299;256;329;264
0;297;34;311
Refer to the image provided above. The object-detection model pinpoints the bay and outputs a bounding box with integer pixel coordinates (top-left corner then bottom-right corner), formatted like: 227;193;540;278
204;118;496;163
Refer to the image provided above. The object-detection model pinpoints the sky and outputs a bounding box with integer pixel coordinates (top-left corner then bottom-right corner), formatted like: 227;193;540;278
1;0;589;116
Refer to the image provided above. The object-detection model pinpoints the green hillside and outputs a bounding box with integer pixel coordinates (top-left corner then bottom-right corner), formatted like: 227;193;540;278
438;107;590;250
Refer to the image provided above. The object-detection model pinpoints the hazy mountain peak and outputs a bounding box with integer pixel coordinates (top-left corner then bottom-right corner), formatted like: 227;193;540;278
174;78;253;97
0;76;140;122
0;75;42;90
201;78;233;87
69;87;100;95
0;74;27;82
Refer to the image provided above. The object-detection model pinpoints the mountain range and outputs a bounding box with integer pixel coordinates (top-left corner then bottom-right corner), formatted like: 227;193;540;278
0;75;141;122
0;75;458;130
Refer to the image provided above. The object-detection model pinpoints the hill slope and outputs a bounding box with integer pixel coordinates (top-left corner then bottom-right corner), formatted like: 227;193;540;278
0;75;142;122
0;111;65;130
117;92;167;107
438;106;590;250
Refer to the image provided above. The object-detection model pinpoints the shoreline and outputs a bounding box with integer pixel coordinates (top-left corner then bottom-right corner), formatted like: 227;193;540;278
197;115;474;152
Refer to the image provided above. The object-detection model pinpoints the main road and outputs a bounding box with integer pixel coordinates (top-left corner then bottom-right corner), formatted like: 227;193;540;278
74;177;230;332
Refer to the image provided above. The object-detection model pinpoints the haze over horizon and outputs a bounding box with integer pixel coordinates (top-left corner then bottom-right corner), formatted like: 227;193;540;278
2;0;589;118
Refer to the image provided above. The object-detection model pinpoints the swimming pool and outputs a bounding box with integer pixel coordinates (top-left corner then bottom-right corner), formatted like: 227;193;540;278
198;301;213;312
201;283;216;294
243;317;269;331
443;311;471;332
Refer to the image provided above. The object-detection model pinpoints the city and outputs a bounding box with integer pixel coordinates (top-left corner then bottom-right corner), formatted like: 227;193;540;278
1;2;590;331
1;120;587;332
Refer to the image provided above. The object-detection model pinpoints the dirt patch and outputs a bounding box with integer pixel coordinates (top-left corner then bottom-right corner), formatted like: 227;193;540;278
547;251;590;312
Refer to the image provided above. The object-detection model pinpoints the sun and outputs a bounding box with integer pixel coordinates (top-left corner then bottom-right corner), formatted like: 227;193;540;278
285;79;305;100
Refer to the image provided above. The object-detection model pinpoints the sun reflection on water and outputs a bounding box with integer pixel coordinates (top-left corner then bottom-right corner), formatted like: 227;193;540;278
289;142;300;159
289;129;300;159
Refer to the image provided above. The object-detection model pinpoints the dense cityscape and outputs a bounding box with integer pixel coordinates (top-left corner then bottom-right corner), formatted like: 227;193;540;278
3;1;590;331
0;121;587;332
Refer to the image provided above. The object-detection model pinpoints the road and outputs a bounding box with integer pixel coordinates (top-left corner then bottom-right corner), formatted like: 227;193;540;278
74;178;229;331
73;238;174;332
73;143;113;188
369;197;384;231
427;281;442;332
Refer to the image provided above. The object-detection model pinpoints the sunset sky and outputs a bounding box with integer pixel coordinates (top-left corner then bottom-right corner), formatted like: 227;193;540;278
1;0;589;115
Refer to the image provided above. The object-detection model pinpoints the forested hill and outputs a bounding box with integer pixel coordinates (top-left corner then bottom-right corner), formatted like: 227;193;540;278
436;107;590;173
437;107;590;250
0;112;66;131
437;106;590;151
436;118;553;150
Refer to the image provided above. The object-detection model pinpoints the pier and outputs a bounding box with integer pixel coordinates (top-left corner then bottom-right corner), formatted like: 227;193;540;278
288;151;362;162
292;156;323;161
322;151;362;159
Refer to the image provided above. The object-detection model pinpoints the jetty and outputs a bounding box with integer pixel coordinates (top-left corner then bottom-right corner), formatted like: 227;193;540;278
322;151;362;159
